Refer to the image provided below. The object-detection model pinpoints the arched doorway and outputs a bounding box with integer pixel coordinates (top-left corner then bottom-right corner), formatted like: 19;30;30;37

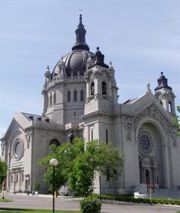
145;169;150;185
138;122;165;188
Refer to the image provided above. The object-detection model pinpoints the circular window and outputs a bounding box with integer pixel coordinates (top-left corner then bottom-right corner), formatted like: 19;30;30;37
13;139;24;160
138;131;152;154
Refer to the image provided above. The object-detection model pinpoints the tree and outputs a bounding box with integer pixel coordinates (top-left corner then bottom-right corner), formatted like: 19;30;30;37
172;106;180;136
40;138;123;196
0;159;7;188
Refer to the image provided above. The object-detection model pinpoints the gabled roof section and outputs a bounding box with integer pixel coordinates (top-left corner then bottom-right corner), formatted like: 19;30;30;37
1;112;34;140
121;90;173;124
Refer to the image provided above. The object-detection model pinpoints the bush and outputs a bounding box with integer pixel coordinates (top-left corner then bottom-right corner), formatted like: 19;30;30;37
80;196;102;213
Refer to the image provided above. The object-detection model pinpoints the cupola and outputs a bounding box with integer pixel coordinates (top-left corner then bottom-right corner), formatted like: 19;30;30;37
52;14;94;77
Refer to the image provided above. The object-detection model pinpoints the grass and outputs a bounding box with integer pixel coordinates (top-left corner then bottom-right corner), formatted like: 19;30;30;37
0;198;12;202
0;209;80;213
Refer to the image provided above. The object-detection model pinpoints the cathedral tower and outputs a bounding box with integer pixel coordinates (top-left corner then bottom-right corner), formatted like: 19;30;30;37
83;47;118;143
155;72;176;115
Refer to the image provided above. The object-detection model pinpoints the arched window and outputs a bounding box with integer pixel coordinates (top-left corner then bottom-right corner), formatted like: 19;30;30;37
90;82;95;95
67;91;71;102
80;90;84;101
102;81;107;95
53;92;56;105
74;90;77;102
168;101;172;113
49;139;60;147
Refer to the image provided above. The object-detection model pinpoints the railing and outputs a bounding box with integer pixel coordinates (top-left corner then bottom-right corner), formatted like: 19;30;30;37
45;75;85;88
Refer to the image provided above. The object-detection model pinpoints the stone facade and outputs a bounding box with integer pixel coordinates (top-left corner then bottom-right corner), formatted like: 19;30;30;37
1;15;180;194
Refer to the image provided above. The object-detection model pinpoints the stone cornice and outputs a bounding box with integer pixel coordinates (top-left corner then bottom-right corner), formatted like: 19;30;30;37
81;111;112;120
25;121;64;132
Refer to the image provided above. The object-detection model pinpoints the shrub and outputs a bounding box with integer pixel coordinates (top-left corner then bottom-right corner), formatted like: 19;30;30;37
80;196;102;213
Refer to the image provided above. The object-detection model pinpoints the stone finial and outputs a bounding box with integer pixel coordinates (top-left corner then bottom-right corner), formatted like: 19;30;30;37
147;83;151;93
109;61;113;68
45;65;51;78
94;47;109;68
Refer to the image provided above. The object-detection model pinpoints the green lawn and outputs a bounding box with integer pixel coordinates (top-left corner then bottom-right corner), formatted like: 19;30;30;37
0;209;80;213
0;198;12;202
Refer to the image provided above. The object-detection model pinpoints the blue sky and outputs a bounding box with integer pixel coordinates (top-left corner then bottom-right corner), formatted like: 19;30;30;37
0;0;180;136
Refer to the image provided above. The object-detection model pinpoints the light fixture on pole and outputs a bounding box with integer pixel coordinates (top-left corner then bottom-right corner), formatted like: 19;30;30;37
50;158;58;213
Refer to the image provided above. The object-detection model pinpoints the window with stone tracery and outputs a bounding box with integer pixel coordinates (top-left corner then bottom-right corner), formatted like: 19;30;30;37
138;131;153;154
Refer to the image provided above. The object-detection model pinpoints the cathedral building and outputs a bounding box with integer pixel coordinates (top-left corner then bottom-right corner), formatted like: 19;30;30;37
1;15;180;194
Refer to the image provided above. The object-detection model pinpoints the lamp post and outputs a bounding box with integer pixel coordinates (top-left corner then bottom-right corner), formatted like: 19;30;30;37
2;182;5;199
50;158;58;213
99;174;101;201
69;131;75;143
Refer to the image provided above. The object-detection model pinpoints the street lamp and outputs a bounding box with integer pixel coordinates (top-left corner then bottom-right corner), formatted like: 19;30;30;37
69;131;75;143
50;158;58;213
2;182;5;199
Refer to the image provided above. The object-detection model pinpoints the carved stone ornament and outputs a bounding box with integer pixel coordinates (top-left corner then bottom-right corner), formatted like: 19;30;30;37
25;130;32;149
126;122;133;141
134;103;170;131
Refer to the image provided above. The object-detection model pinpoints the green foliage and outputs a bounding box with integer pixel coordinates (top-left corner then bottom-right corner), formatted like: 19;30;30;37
34;183;40;191
0;208;80;213
98;194;180;205
40;138;123;196
0;198;12;202
40;147;65;192
0;159;7;186
80;196;101;213
172;106;180;136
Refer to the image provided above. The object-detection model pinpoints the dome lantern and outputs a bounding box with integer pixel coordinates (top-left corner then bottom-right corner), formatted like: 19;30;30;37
72;14;89;51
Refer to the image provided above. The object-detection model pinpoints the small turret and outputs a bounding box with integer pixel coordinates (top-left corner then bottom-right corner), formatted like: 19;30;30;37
44;65;51;82
155;72;172;91
155;72;176;114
